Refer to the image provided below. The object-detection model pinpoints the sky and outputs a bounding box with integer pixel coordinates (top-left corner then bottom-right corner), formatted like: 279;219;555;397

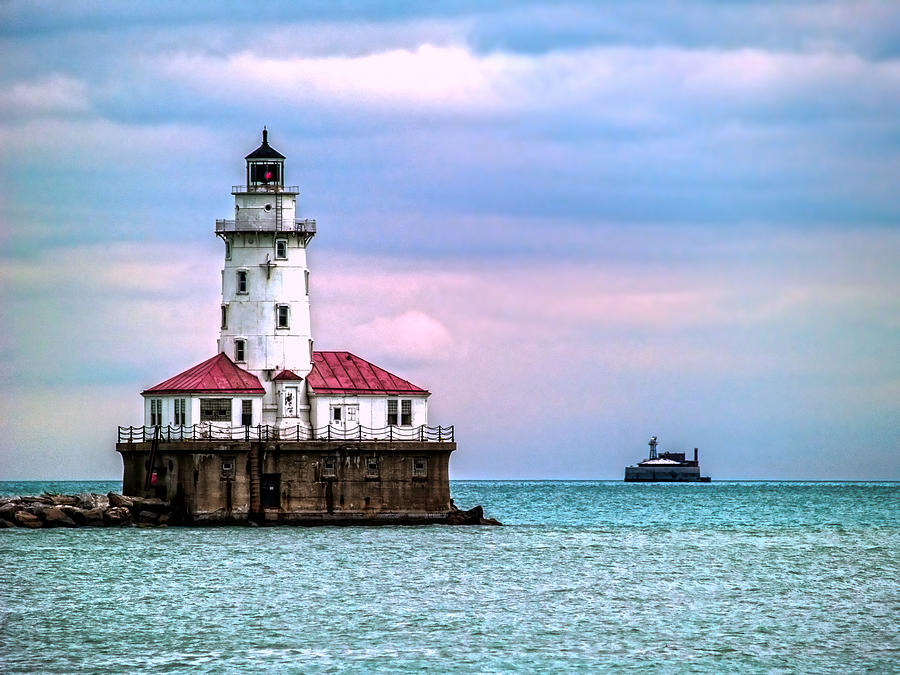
0;0;898;480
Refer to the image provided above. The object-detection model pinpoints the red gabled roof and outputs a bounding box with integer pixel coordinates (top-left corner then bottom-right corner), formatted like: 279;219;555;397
273;369;303;381
142;353;265;395
307;351;429;396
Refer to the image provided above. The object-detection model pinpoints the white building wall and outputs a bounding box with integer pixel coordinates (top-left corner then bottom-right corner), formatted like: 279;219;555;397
142;394;263;427
309;394;429;433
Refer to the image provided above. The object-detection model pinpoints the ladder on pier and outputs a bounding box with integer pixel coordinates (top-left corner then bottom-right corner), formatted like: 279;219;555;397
275;191;283;230
144;425;161;491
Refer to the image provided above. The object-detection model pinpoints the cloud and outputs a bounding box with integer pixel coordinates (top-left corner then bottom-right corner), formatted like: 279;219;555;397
152;43;900;121
349;311;455;366
0;74;91;117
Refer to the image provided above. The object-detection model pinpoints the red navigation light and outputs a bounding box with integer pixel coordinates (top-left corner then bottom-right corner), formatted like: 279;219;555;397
265;170;273;181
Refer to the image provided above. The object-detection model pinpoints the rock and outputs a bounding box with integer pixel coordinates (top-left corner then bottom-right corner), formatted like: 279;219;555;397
0;518;11;528
40;507;77;528
0;496;21;506
158;513;169;525
77;493;105;510
446;504;502;526
21;495;53;505
104;506;132;526
81;507;107;526
108;493;133;509
0;502;20;522
14;511;43;528
130;497;169;514
59;505;85;525
136;510;158;525
50;494;79;506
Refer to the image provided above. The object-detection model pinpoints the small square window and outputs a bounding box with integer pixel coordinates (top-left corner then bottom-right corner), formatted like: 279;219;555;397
235;339;246;362
366;458;379;476
332;407;342;422
413;458;427;477
237;270;248;294
275;239;287;260
323;458;336;478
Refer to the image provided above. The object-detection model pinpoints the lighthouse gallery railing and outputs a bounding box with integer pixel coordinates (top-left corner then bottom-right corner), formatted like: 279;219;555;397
118;424;454;444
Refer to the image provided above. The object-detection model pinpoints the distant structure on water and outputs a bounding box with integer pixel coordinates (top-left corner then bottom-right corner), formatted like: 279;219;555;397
625;436;711;482
116;129;457;523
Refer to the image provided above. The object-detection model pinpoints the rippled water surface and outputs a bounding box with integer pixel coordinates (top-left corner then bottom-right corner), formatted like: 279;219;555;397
1;481;898;673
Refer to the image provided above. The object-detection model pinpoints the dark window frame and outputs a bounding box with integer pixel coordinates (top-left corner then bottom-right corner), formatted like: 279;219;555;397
276;304;290;329
200;398;231;423
387;399;398;426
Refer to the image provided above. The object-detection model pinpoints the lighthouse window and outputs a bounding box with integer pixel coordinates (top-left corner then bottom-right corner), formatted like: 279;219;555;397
200;398;231;422
387;400;398;426
275;239;287;260
401;399;412;426
251;162;280;185
174;398;186;426
236;270;248;294
413;458;427;478
276;304;290;329
305;269;310;295
235;339;246;363
221;305;228;329
225;241;231;260
150;399;162;426
322;457;336;478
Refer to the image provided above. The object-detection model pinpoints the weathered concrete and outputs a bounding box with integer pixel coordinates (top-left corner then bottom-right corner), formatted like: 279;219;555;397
117;440;460;524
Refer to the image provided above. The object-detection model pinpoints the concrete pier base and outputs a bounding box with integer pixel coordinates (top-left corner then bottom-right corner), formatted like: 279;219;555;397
117;440;457;524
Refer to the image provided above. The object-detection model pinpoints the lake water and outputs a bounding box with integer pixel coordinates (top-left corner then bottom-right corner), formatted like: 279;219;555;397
1;481;898;673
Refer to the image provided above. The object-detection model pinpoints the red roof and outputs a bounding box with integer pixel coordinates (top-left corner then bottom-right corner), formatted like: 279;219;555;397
273;369;303;381
142;353;265;395
307;351;429;396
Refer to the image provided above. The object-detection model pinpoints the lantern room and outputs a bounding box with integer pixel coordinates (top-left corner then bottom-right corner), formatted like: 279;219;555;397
245;127;285;189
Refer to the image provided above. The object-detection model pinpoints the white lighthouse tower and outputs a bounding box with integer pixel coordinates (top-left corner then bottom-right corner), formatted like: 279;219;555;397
215;128;317;426
139;129;433;438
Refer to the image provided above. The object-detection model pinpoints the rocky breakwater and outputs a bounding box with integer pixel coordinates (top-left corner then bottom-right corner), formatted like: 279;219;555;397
0;493;501;527
0;493;172;529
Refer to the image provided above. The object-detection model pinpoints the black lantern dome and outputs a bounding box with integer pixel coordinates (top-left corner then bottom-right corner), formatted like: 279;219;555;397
245;127;285;188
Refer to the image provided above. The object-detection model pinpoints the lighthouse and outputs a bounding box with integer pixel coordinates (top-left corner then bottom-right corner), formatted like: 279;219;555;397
215;128;317;428
118;130;459;524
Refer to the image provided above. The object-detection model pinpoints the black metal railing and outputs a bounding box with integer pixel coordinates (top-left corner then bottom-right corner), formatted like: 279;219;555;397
232;185;299;194
117;423;454;444
215;218;316;234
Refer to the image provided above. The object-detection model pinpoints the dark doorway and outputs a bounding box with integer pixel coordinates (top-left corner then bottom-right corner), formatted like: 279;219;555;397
261;473;280;509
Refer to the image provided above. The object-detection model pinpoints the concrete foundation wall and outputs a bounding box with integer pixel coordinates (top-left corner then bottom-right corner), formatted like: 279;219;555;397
117;441;455;524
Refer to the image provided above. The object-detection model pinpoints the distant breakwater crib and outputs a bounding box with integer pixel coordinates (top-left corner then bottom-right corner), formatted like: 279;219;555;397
85;129;496;527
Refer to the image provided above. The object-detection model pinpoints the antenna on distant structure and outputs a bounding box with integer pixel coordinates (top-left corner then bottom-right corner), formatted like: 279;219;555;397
649;436;658;460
